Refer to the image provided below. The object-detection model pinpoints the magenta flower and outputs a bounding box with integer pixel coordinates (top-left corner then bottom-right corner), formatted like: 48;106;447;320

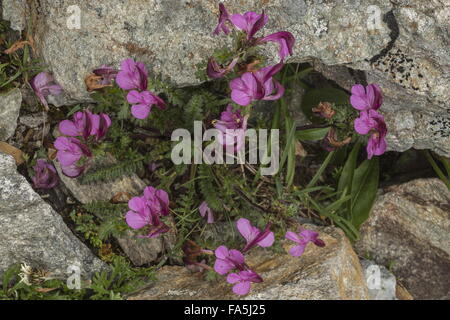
350;84;383;111
214;106;248;151
230;63;284;106
143;186;170;217
125;186;171;238
207;57;238;79
93;65;119;85
237;218;274;252
230;11;268;40
227;270;263;295
213;3;231;36
285;228;325;257
125;196;153;229
258;31;295;61
116;58;148;91
59;110;111;141
54;136;91;167
127;90;166;120
199;201;215;224
32;159;59;189
60;163;87;178
30;72;63;108
354;109;387;159
214;245;246;275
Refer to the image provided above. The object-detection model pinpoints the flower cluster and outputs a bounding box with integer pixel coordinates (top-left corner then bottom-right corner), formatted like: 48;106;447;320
30;72;63;109
350;84;388;159
209;3;294;107
32;159;59;189
55;109;111;177
116;58;166;120
214;218;274;295
210;219;325;296
125;186;171;238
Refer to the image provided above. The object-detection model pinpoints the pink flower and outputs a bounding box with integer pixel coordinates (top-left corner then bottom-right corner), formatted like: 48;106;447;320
59;110;111;141
125;186;171;238
54;137;91;167
230;63;284;106
213;3;231;36
350;84;383;111
214;245;245;275
143;186;170;217
227;270;262;295
285;228;325;257
354;110;387;159
229;11;268;40
125;196;153;229
237;218;274;252
207;57;238;79
54;136;92;178
30;72;63;108
199;201;215;224
32;159;59;189
214;106;248;152
116;58;148;91
258;31;295;61
127;90;166;120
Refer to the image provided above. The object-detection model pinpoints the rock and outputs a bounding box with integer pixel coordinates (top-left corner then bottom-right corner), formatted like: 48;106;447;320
0;88;22;141
360;259;397;300
128;226;369;300
2;0;391;102
0;152;106;281
356;178;450;300
54;154;176;266
53;154;147;204
116;231;163;266
19;112;47;128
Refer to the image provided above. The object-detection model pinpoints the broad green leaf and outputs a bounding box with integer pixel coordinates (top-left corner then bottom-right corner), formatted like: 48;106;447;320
296;127;330;141
351;158;380;229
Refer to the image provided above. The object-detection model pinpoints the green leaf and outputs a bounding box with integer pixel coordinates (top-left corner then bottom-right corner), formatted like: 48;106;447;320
350;158;380;229
307;151;335;188
296;127;330;141
338;142;361;196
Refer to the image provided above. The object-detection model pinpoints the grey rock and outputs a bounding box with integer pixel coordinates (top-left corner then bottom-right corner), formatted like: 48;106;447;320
53;154;147;204
19;112;47;128
360;259;397;300
0;88;22;141
0;152;106;281
356;178;450;300
2;0;391;102
129;226;370;300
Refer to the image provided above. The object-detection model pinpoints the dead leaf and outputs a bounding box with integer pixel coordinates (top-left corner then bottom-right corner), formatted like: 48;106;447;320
110;192;132;203
295;141;308;157
4;40;30;54
48;147;57;161
35;287;58;293
85;74;112;92
0;142;24;165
